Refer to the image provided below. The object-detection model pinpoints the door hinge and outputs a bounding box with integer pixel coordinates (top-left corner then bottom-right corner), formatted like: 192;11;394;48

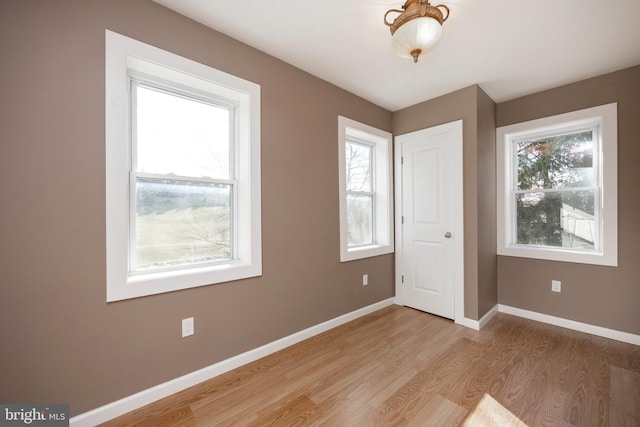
401;275;404;283
401;156;404;165
401;216;404;224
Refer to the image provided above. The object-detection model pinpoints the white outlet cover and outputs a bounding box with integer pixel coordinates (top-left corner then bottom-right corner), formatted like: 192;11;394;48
551;280;561;293
182;317;194;337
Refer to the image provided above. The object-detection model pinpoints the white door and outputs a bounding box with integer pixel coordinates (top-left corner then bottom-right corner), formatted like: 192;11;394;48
395;120;463;320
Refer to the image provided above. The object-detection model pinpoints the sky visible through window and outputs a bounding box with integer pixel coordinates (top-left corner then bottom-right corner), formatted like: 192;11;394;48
135;85;231;180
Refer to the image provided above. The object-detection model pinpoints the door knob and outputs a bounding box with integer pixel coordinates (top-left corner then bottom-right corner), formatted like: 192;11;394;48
445;232;452;238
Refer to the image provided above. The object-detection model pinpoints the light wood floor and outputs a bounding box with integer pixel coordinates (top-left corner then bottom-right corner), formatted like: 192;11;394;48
102;305;640;426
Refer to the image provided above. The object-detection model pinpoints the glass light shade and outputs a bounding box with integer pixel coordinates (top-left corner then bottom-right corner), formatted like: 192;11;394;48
392;17;443;59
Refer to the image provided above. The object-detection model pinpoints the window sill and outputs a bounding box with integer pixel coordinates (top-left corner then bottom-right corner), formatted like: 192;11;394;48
107;260;261;302
340;244;394;262
498;245;617;267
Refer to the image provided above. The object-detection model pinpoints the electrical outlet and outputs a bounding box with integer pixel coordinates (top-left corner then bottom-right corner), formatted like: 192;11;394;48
551;280;561;293
362;274;368;286
182;317;194;337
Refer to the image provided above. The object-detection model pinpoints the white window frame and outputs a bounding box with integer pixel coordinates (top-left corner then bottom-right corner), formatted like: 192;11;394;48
496;103;617;266
106;30;261;302
338;116;394;262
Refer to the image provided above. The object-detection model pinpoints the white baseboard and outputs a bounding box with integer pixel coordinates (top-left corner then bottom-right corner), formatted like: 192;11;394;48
393;300;494;332
454;305;499;331
498;304;640;346
70;298;395;426
479;305;500;329
455;316;480;330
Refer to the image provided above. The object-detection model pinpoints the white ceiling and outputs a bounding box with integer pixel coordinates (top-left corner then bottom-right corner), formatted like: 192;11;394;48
153;0;640;111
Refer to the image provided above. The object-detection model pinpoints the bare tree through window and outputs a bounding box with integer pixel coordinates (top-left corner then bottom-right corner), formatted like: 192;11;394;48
345;141;374;246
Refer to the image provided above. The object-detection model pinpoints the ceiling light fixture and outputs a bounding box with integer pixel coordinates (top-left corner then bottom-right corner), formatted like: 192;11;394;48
384;0;450;63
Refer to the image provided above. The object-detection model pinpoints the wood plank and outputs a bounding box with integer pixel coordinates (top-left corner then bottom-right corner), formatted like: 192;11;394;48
246;394;320;427
610;365;640;426
102;404;196;427
100;306;640;426
384;337;485;420
407;394;467;427
462;393;527;427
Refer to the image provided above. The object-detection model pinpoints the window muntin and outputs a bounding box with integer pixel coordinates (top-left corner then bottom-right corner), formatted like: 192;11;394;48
496;103;617;266
512;127;599;251
338;116;393;262
345;140;374;247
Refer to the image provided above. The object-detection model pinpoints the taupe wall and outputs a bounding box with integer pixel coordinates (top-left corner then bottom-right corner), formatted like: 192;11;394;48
392;85;498;320
496;66;640;335
2;0;636;417
476;89;498;318
0;0;394;415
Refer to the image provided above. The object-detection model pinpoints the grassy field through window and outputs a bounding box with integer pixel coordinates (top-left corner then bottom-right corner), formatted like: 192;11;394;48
135;206;231;271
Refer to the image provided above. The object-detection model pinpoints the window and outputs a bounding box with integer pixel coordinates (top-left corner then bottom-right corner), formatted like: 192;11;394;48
346;141;374;246
106;31;261;302
338;116;393;262
496;103;617;266
131;82;234;272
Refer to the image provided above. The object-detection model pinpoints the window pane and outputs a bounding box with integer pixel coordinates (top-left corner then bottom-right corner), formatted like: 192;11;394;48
346;142;372;192
517;130;593;190
516;190;595;249
134;178;232;271
347;193;373;246
135;84;231;180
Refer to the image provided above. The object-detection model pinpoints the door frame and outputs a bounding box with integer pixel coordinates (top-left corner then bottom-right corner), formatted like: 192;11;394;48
394;120;465;325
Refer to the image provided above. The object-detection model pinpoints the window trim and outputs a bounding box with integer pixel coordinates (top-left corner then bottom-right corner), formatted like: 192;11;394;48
106;30;261;302
496;103;617;266
338;116;394;262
